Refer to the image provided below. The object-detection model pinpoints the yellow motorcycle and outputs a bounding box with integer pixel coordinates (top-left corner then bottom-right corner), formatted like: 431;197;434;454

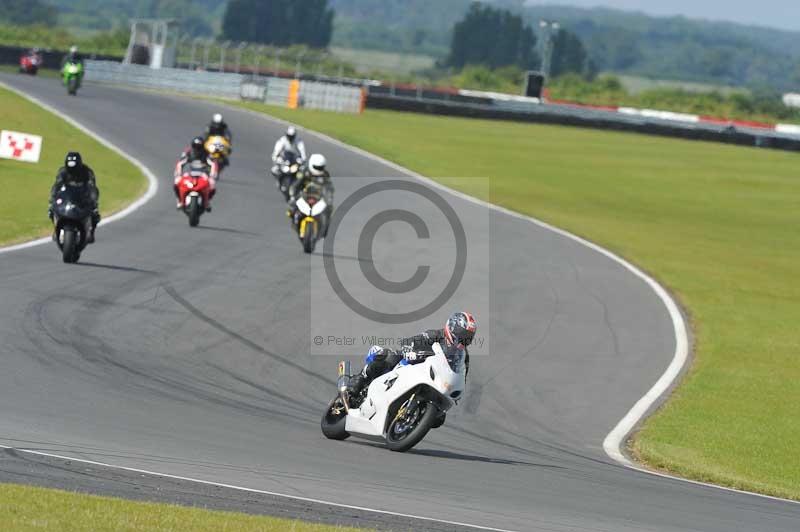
204;135;231;169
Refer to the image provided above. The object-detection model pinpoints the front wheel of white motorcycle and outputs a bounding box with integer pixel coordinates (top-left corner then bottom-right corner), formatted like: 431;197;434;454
321;396;350;440
385;396;437;452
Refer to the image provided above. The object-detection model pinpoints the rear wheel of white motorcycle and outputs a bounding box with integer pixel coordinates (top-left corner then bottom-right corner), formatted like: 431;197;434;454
321;396;350;440
385;396;438;452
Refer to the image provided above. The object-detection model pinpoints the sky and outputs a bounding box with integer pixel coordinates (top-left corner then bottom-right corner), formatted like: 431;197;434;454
522;0;800;32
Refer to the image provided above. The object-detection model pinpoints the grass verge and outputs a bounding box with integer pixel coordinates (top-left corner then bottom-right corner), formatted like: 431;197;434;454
0;84;147;246
0;482;369;531
0;65;60;78
232;101;800;499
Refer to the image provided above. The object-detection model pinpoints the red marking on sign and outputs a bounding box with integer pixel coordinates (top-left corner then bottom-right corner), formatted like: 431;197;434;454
6;134;35;159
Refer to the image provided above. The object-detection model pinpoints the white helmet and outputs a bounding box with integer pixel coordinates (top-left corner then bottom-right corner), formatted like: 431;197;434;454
308;153;327;176
212;113;223;124
286;126;297;140
69;45;78;54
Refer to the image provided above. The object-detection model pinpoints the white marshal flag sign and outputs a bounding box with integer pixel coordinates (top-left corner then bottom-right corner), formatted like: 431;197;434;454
0;130;43;163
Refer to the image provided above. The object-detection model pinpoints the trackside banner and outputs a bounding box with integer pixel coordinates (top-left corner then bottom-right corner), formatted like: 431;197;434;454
0;130;43;163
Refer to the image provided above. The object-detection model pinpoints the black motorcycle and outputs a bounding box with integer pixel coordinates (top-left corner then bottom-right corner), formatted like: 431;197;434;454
52;183;93;263
272;152;303;202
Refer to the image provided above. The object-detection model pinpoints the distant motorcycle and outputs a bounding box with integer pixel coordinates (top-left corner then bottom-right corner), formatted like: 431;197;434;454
321;342;466;452
176;160;213;227
19;52;42;75
290;183;328;254
272;152;303;202
52;183;94;263
204;134;231;170
62;61;83;95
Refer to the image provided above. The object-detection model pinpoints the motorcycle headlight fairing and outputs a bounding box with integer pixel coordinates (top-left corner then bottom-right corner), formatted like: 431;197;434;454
297;198;312;216
311;199;327;216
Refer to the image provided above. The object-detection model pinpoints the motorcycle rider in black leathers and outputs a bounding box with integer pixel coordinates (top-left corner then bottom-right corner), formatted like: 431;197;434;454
48;152;100;243
348;312;477;399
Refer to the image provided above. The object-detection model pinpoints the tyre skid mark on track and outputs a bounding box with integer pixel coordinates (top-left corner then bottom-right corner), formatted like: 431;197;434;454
1;80;796;524
223;102;800;506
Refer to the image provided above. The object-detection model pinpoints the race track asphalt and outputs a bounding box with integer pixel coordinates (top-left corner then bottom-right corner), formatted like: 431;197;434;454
1;73;798;531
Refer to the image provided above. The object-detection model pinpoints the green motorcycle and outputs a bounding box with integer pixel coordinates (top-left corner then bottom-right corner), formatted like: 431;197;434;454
62;62;83;96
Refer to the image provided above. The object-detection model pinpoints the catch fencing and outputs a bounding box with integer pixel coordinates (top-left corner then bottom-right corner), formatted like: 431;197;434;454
77;60;800;149
84;60;364;113
84;60;245;98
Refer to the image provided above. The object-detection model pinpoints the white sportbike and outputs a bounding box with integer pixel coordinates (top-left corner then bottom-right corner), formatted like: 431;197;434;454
321;342;466;452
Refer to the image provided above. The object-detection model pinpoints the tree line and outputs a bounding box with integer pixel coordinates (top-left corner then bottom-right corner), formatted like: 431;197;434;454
446;2;592;79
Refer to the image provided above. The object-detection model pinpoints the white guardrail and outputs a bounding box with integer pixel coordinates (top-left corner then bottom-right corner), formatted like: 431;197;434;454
84;60;245;98
85;60;364;114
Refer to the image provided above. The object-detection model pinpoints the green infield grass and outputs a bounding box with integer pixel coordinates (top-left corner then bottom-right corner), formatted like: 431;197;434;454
0;84;147;246
0;482;370;531
0;65;60;78
231;101;800;500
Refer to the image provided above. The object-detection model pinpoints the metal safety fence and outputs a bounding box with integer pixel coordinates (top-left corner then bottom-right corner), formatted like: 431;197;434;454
85;60;364;113
84;60;245;99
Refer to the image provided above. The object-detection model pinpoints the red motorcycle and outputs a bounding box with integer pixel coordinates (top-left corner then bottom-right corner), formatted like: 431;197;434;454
19;51;43;75
176;160;213;227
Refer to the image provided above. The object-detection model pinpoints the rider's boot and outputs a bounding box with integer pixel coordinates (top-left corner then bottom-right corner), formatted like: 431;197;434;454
347;373;367;396
87;211;100;244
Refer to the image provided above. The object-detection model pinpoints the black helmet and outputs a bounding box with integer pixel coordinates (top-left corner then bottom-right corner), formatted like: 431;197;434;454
191;136;205;157
65;152;82;174
444;311;477;348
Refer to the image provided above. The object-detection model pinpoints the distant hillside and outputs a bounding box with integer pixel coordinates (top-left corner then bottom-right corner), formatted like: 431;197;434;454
47;0;225;34
38;0;800;90
332;0;800;90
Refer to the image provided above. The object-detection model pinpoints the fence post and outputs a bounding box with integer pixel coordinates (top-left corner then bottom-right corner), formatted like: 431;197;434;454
202;39;211;70
274;49;283;77
315;51;328;79
220;41;230;73
253;45;265;80
235;42;247;74
295;50;306;79
189;38;199;69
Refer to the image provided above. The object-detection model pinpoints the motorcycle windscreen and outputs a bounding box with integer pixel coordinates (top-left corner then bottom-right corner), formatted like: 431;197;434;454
54;184;92;219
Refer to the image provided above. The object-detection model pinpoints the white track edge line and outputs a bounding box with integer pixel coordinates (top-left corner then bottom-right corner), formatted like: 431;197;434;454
0;80;158;255
0;83;519;532
0;445;519;532
227;104;799;506
0;85;793;508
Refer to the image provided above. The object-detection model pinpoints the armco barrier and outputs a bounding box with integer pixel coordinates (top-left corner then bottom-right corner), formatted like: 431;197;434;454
366;94;800;151
84;60;245;98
